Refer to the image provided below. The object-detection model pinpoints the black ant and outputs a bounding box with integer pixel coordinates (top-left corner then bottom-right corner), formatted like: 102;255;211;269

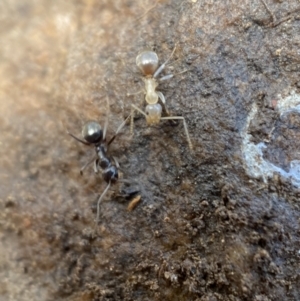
67;107;129;223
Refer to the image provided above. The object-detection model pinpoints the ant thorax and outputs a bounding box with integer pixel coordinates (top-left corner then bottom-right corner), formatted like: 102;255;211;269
143;77;158;104
145;103;162;125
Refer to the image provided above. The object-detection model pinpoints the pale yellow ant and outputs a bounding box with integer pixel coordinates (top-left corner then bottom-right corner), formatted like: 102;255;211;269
130;45;193;150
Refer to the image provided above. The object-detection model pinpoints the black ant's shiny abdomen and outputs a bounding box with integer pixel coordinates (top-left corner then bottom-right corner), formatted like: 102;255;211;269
103;165;118;183
82;121;103;144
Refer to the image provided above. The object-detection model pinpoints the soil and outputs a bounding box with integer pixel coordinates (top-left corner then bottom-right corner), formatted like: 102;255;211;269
1;0;300;300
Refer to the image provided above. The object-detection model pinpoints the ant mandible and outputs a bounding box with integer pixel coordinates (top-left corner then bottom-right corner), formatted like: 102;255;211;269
130;45;193;150
67;101;129;223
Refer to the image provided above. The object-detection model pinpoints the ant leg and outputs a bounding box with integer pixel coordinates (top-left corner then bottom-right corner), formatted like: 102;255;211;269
96;181;111;224
80;155;96;175
116;114;131;135
127;89;144;97
153;44;178;78
157;91;171;116
93;158;100;174
131;104;147;134
160;116;193;150
112;156;120;168
157;92;177;125
107;114;131;146
159;74;174;82
131;105;135;134
131;104;147;117
67;131;90;145
159;69;189;82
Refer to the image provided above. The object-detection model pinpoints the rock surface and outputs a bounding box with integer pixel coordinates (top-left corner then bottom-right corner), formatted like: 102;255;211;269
0;0;300;300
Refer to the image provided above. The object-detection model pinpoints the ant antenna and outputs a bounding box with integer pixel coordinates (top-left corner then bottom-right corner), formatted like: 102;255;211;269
103;96;110;141
80;154;96;175
153;43;178;78
107;114;131;146
67;131;90;145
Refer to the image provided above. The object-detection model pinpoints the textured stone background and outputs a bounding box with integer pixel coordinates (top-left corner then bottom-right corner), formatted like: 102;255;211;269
1;0;300;300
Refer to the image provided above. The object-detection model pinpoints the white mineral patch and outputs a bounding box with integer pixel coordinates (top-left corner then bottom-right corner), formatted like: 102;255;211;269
241;91;300;187
277;90;300;115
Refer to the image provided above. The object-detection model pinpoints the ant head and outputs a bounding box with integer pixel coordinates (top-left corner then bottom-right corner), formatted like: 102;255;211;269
82;121;103;144
136;51;158;76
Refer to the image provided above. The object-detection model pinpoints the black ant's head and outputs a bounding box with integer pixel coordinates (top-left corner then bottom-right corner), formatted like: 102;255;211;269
82;121;103;144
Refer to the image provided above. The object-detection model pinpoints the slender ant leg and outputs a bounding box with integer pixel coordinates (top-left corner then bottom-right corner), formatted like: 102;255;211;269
80;154;96;175
107;114;132;146
157;91;171;116
161;116;193;150
96;181;111;224
131;104;147;135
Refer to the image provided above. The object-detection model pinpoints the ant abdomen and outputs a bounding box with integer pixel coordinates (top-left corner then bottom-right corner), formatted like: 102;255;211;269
145;103;162;125
82;121;103;144
136;51;159;76
103;166;118;184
